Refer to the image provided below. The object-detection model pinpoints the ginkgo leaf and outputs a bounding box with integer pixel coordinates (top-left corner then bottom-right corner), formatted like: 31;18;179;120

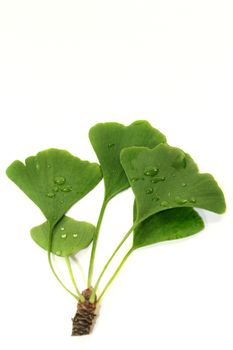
133;202;204;249
89;121;166;201
31;216;95;257
6;149;102;227
120;144;226;224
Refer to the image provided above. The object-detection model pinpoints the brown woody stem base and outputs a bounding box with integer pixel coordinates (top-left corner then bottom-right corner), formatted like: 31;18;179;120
72;288;97;336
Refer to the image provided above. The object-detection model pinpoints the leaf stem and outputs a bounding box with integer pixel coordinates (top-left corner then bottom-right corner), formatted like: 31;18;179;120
71;255;86;285
88;199;108;287
47;252;79;300
47;225;79;300
65;256;84;301
89;224;135;302
98;248;133;303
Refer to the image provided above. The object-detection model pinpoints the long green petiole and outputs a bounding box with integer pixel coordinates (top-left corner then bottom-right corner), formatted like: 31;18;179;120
71;255;86;285
88;199;108;287
98;248;133;302
47;226;79;300
65;256;84;301
48;252;79;300
89;224;136;303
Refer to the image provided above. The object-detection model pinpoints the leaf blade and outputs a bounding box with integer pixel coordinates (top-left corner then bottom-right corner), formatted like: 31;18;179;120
31;216;95;257
89;121;166;201
6;148;102;226
133;206;204;249
120;144;226;223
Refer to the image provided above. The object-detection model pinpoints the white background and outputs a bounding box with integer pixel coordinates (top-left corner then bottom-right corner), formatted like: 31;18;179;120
0;1;233;349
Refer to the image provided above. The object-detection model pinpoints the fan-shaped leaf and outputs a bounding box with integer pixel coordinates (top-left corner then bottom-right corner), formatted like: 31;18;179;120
121;144;226;223
89;121;166;201
133;204;204;249
6;149;102;227
31;216;95;257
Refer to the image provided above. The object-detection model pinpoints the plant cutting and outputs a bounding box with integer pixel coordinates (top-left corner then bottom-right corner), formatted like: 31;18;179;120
6;121;226;336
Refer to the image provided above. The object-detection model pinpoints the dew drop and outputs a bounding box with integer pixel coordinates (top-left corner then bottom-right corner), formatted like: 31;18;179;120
175;196;188;205
56;250;62;256
145;187;153;194
108;143;115;148
151;177;165;183
60;200;64;204
47;164;51;168
36;163;40;170
152;195;160;201
189;197;196;203
131;177;139;183
54;176;66;185
172;154;186;169
60;227;65;231
181;183;187;187
144;167;159;177
46;192;56;198
133;120;144;125
73;233;78;238
61;185;72;192
61;233;67;239
53;186;59;192
160;201;168;207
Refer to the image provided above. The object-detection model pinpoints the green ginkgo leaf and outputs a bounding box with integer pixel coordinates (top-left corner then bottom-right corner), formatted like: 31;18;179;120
133;203;204;249
89;121;166;201
6;149;102;227
31;216;95;257
121;144;226;223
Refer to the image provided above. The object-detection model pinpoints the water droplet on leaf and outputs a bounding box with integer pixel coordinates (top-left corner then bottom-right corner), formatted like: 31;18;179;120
46;192;55;198
60;227;65;231
145;187;153;194
47;164;51;168
152;195;160;201
175;196;188;204
160;201;168;207
108;143;115;148
189;197;196;203
53;186;59;192
56;250;62;256
61;233;67;239
172;154;186;169
151;177;165;183
61;185;72;192
36;163;40;170
181;183;187;187
131;177;139;183
73;233;78;238
54;176;66;185
144;167;159;177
